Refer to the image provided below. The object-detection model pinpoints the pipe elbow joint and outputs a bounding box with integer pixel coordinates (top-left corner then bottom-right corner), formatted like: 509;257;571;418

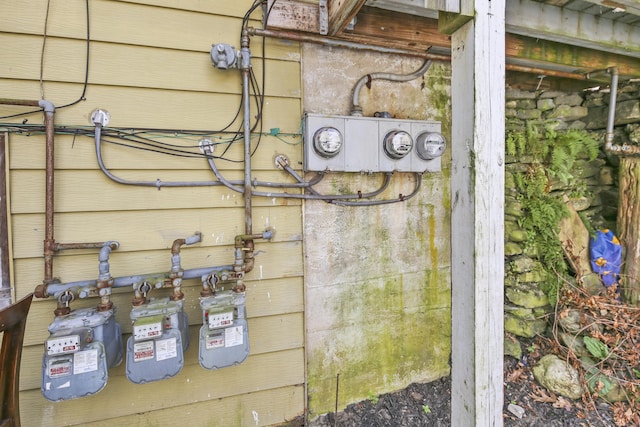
38;99;55;113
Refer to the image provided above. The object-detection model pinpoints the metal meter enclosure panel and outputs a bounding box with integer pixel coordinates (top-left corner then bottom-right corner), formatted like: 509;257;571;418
379;120;413;172
199;290;249;370
304;113;443;173
125;298;189;384
344;117;379;172
411;121;442;173
42;307;123;401
304;114;346;171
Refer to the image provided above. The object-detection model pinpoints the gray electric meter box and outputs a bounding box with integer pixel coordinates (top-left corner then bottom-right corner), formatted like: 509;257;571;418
198;290;249;370
41;307;123;401
125;297;189;384
304;113;444;173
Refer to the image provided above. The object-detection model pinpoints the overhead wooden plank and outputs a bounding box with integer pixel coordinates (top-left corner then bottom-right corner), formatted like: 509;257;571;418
507;0;640;58
450;0;505;425
327;0;367;35
582;0;640;16
425;0;460;13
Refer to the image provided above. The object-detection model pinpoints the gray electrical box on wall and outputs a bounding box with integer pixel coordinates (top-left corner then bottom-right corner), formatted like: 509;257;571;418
303;113;445;173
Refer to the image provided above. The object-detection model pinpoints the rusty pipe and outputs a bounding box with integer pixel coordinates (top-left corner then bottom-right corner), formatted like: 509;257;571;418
0;99;57;298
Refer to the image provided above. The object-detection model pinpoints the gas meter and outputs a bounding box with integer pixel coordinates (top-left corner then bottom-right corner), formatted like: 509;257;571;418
199;290;249;370
41;307;123;401
125;297;189;383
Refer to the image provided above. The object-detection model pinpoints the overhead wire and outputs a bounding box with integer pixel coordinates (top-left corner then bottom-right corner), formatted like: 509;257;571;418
0;0;91;120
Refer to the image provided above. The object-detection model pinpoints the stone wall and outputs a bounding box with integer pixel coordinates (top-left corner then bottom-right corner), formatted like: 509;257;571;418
503;80;640;358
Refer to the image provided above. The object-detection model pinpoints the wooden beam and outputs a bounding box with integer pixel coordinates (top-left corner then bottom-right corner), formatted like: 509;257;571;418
582;0;640;16
450;0;505;424
265;0;640;79
327;0;366;35
507;0;640;59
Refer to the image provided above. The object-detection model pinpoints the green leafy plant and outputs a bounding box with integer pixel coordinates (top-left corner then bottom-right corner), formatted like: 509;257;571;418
367;392;379;405
422;405;431;414
584;336;610;360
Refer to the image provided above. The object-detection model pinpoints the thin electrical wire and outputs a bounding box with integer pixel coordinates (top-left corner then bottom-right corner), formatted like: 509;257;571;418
0;0;91;119
40;0;52;100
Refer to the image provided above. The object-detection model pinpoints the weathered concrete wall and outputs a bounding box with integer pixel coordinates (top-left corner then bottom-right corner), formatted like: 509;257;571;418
301;44;452;418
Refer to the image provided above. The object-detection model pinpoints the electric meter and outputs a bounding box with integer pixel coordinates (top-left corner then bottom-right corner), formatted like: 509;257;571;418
199;290;249;370
313;127;343;158
42;307;123;401
125;297;189;384
383;130;413;159
416;132;446;160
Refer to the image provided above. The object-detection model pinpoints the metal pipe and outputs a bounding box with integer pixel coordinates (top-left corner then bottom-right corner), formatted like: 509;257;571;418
586;67;620;153
42;101;56;286
249;26;601;83
0;134;10;308
247;27;450;61
351;60;433;116
241;29;253;237
41;264;235;298
56;241;119;251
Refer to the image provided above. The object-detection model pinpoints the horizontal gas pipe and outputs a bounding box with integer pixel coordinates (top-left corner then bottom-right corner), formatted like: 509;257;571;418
247;27;590;81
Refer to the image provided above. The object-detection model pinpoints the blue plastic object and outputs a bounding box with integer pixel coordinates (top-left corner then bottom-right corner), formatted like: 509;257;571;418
590;229;622;287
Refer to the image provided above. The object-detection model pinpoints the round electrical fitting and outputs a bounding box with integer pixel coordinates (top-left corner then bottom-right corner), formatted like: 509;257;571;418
313;127;343;158
383;130;413;159
416;132;446;160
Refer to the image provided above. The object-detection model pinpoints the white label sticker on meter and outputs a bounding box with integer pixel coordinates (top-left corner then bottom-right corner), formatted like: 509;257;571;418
225;325;244;347
156;337;177;361
47;357;73;378
73;349;99;374
133;321;163;340
206;331;225;349
133;340;155;362
208;310;234;329
47;335;80;355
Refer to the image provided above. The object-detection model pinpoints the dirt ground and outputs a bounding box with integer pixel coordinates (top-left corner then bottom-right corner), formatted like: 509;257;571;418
280;356;618;427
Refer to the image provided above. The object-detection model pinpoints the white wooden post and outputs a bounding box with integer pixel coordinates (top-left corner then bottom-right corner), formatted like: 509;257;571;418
450;0;505;425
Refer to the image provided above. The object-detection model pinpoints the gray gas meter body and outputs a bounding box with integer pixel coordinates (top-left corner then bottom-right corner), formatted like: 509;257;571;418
199;290;249;370
42;307;123;401
304;113;444;173
125;297;189;384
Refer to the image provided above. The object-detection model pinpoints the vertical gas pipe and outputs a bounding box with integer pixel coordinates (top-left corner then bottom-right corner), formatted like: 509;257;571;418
41;100;57;287
240;29;255;275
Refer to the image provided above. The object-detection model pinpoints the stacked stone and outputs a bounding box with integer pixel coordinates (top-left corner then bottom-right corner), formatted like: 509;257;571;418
503;87;619;359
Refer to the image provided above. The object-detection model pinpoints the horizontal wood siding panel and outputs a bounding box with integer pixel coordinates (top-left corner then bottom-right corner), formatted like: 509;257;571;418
9;170;304;213
0;79;302;131
7;133;303;171
80;385;305;427
0;0;300;62
22;275;304;346
20;311;304;390
11;206;302;257
14;240;303;297
19;348;305;426
0;34;301;97
2;0;304;425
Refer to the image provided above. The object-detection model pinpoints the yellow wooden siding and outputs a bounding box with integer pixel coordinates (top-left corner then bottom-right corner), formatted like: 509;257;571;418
1;0;305;425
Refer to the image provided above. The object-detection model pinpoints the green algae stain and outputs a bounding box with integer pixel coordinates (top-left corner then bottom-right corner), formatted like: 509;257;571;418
307;272;452;417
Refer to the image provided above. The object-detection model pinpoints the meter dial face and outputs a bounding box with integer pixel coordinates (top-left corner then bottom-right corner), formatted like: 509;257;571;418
313;127;343;158
383;130;413;159
416;132;446;160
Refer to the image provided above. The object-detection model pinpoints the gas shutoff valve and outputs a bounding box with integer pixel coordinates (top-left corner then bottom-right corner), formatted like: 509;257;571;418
41;307;123;401
199;290;249;370
125;297;189;384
